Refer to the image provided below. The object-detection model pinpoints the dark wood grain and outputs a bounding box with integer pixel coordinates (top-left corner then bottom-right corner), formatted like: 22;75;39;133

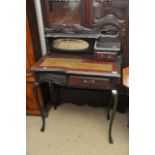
26;0;42;61
26;15;35;67
30;0;129;113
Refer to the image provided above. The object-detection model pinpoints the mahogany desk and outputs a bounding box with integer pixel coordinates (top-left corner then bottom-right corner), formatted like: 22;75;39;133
31;55;121;144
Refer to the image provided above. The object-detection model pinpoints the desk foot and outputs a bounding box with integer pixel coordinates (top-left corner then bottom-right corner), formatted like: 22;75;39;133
41;125;45;132
109;137;113;144
40;115;45;132
54;106;57;110
33;82;46;132
108;90;118;144
107;115;110;120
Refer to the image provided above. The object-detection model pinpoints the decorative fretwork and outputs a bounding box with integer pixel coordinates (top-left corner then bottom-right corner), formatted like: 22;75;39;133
37;73;67;84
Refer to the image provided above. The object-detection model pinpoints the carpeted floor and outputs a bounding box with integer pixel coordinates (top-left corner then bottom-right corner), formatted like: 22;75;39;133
27;103;129;155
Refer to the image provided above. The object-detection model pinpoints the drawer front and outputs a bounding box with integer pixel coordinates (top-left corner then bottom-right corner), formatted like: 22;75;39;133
68;76;112;89
95;52;117;61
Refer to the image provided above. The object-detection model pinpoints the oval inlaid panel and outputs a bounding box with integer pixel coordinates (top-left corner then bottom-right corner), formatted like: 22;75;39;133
52;39;89;51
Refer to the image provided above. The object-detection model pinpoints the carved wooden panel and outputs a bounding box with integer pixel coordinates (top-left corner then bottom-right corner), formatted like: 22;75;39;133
92;0;128;21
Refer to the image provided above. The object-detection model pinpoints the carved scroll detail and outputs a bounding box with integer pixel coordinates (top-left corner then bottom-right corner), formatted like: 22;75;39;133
45;24;96;34
94;14;125;29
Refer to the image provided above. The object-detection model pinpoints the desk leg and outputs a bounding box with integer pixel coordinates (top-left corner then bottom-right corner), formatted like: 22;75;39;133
49;82;57;110
49;82;53;108
33;82;45;132
107;94;113;120
109;90;118;144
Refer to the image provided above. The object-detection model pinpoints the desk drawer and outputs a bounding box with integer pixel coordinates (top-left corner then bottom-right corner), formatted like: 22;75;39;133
68;76;111;89
95;51;117;61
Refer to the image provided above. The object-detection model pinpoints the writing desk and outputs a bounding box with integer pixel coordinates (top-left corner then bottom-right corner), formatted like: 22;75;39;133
31;55;121;144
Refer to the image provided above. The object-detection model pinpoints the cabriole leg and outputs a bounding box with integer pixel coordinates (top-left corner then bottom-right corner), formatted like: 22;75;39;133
109;90;118;144
33;81;45;132
107;94;113;120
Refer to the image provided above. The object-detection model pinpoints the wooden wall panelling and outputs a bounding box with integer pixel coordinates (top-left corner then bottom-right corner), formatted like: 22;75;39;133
26;45;31;72
26;15;42;115
26;0;42;60
26;16;35;67
26;0;52;116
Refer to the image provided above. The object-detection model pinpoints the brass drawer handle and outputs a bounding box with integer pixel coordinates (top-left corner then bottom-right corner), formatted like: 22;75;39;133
83;79;95;84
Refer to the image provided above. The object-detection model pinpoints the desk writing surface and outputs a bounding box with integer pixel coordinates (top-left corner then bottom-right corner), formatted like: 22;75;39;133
40;57;113;72
32;56;120;77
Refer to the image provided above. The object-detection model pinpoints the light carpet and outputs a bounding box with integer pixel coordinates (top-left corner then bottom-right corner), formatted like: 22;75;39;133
27;103;129;155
